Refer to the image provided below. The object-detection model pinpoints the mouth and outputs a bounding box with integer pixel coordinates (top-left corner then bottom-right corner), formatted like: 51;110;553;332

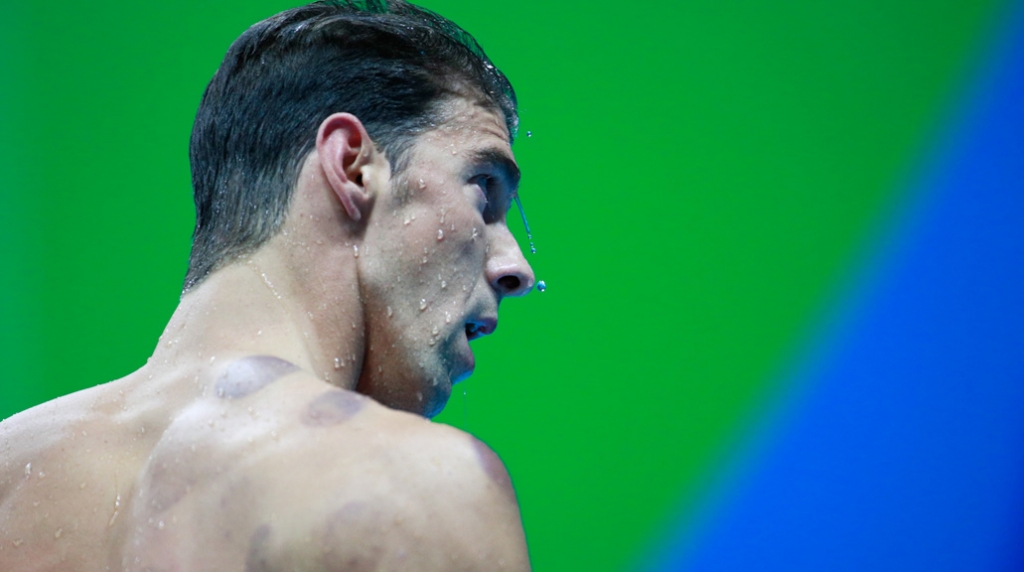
464;317;497;342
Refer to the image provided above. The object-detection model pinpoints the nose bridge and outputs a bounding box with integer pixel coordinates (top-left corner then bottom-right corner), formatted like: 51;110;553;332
486;222;535;297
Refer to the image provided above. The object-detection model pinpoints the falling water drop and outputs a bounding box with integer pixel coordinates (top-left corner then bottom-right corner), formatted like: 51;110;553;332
526;131;532;137
537;281;547;292
514;195;537;254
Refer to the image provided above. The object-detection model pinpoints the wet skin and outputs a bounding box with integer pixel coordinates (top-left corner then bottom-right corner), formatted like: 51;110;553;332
0;100;532;571
0;356;526;571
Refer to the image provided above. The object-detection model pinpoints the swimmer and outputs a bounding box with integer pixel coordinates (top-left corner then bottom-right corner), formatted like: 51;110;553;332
0;2;534;570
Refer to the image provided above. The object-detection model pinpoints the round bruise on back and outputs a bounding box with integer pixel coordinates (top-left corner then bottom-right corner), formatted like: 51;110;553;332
215;356;299;399
303;390;367;427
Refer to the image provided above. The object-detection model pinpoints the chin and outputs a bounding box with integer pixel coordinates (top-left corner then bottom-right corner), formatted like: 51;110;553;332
422;380;452;418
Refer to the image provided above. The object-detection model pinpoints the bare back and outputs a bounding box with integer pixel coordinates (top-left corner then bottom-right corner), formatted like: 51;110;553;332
0;356;529;571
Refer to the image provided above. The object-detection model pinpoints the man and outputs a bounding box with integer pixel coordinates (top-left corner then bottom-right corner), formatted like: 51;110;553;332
0;1;534;569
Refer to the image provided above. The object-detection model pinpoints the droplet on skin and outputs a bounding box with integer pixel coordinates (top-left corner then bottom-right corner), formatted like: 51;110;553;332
419;299;428;311
257;329;263;336
387;306;393;317
418;178;426;189
445;312;451;324
334;357;342;370
432;326;439;336
24;463;30;477
353;245;360;258
157;521;165;530
54;528;63;539
403;216;411;226
471;228;479;241
437;229;444;241
441;280;447;289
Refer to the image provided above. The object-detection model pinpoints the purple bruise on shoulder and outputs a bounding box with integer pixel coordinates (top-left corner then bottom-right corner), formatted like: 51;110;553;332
215;356;299;399
303;390;366;427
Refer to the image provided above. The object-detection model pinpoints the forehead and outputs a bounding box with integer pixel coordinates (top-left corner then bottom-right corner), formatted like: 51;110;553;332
417;98;512;155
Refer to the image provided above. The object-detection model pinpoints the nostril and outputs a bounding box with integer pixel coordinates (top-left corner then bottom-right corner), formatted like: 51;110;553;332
496;275;521;294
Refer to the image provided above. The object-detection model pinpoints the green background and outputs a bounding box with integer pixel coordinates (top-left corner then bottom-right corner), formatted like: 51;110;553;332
0;1;1005;569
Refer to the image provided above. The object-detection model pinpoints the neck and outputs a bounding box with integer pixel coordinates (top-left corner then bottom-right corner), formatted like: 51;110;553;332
148;239;365;394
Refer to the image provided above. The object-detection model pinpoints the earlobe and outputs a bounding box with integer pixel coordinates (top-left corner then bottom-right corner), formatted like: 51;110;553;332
316;113;375;223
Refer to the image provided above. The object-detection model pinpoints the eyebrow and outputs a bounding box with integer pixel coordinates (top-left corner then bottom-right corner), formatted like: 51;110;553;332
469;148;521;192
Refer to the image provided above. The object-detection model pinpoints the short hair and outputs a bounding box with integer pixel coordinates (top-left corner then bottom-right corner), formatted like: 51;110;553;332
184;0;517;290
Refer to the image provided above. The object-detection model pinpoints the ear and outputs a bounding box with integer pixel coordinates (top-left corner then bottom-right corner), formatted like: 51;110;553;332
316;113;377;222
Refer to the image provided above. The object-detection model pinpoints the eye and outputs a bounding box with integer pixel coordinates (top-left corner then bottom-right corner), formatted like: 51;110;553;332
469;174;492;210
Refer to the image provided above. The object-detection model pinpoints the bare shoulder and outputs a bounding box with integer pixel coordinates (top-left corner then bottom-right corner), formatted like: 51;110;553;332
130;366;529;571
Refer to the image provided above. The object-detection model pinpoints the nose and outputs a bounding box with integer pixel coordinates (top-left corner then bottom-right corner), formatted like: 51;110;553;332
486;226;535;298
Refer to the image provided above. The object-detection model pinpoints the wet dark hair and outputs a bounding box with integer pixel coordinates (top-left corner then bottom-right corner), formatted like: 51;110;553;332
184;0;517;290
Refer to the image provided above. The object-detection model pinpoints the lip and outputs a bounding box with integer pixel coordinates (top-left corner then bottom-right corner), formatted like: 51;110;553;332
464;316;498;341
451;315;496;383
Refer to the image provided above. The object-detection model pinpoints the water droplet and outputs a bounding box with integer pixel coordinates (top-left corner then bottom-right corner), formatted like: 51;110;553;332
80;482;87;489
257;329;263;336
353;245;359;258
210;356;216;363
37;471;45;479
13;539;23;548
526;131;532;137
537;280;547;292
432;325;439;336
157;521;165;530
513;195;537;254
403;215;411;226
411;213;417;221
428;338;436;346
24;462;31;477
387;306;393;317
271;430;279;439
445;312;452;324
440;280;447;289
418;178;426;189
471;227;479;240
419;299;428;311
54;527;62;539
334;357;342;370
437;229;444;241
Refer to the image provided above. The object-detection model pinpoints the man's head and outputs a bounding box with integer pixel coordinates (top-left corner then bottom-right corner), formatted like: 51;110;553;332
186;0;534;416
185;0;518;290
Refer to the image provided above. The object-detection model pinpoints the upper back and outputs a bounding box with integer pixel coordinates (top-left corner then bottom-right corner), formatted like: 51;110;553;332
0;357;528;571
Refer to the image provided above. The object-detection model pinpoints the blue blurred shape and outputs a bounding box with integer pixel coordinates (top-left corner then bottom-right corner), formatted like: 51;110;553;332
649;1;1024;570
